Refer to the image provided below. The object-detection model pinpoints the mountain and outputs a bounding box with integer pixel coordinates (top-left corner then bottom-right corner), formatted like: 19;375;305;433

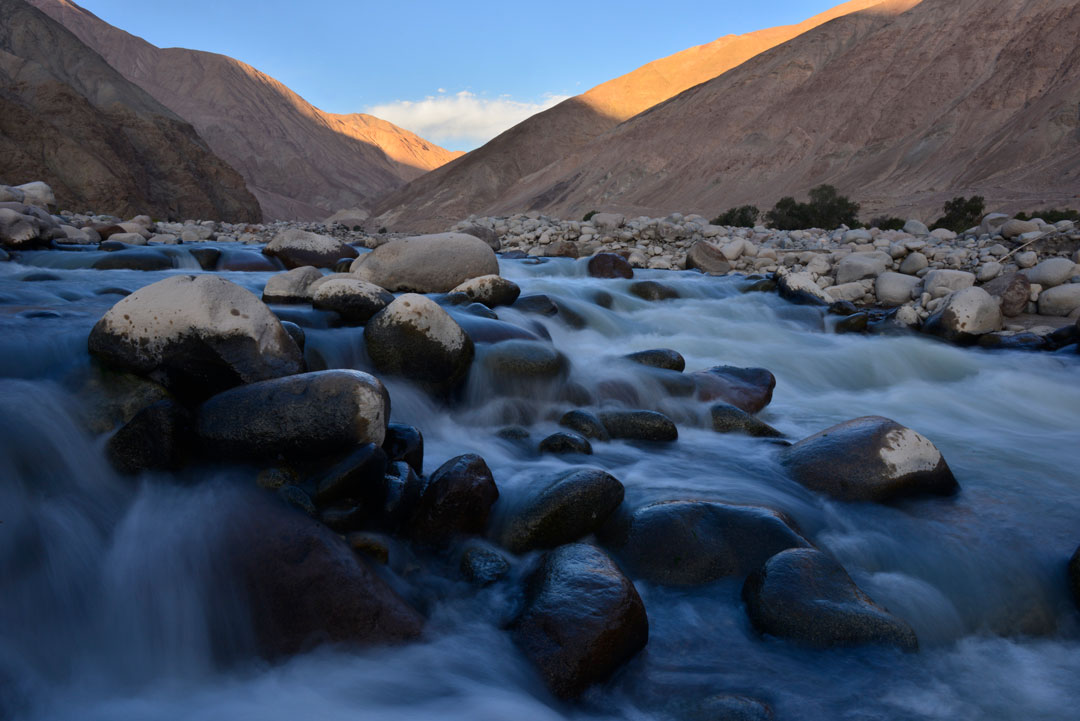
29;0;462;222
0;0;260;220
492;0;1080;222
372;0;886;231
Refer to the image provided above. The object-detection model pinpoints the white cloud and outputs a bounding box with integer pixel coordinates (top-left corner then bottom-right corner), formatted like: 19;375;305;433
366;91;569;151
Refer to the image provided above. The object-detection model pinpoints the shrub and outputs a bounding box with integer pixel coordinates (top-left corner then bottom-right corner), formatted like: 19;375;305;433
1015;208;1079;224
932;196;985;233
711;205;760;228
377;226;388;234
870;216;906;231
582;210;598;222
765;185;860;230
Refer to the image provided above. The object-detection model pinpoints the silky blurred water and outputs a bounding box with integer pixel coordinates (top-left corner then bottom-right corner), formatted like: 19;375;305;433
1;248;1078;721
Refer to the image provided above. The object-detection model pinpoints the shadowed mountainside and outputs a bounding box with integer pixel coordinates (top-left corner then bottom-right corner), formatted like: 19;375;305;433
372;0;885;231
0;0;260;220
30;0;462;221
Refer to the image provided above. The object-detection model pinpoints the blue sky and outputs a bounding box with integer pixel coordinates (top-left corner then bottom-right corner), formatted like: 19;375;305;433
76;0;840;150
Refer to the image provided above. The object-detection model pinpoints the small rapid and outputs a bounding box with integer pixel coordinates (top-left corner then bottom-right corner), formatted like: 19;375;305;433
1;248;1078;720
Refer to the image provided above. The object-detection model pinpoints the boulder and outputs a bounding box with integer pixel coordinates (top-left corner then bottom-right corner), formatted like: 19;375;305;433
599;501;809;586
382;422;423;473
923;286;1003;342
508;544;648;699
899;252;928;275
105;399;193;474
478;340;567;388
590;212;626;230
875;272;921;306
693;366;776;413
262;266;324;304
629;280;679;301
88;275;303;397
538;431;593;455
685;241;732;274
197;370;389;458
457;223;501;251
231;498;423;657
407;454;499;546
834;251;891;285
710;403;783;438
587;253;634;279
92;248;175;271
449;274;521;307
499;468;624;553
781;416;958;502
902;219;929;236
922;269;976;298
980;213;1011;236
775;269;831;306
264;229;357;269
312;277;394;324
1023;258;1077;289
364;294;474;390
351;233;498;293
313;443;389;506
598;410;678;442
1037;284;1080;317
624;348;685;372
1001;219;1040;239
983;272;1031;317
460;541;511;586
742;548;918;651
826;281;874;303
559;410;611;441
14;181;54;208
0;207;42;247
976;262;1003;283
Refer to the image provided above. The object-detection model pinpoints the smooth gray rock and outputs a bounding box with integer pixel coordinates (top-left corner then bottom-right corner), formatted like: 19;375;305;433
264;229;356;269
1025;257;1078;289
449;274;521;307
835;251;891;285
922;269;975;298
312;277;394;323
875;272;921;306
364;294;474;390
351;233;499;292
262;266;323;304
923;286;1003;341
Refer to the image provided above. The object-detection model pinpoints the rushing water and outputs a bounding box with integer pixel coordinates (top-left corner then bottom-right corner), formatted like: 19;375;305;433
1;244;1078;720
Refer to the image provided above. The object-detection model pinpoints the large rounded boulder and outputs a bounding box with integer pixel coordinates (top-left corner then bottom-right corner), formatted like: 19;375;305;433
599;501;809;586
88;275;303;397
499;468;624;553
922;287;1003;343
312;277;394;324
742;548;918;651
351;233;499;292
197;370;389;458
509;544;648;700
264;228;357;269
781;416;958;502
364;294;475;390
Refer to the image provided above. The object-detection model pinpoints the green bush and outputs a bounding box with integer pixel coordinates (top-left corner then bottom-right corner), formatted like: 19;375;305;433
377;226;388;234
711;205;760;227
931;196;985;233
582;210;598;222
765;185;860;230
1015;208;1079;223
870;216;906;231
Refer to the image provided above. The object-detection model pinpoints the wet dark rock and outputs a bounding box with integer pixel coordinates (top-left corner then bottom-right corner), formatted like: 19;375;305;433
559;410;610;441
232;498;423;657
320;504;367;533
1044;324;1079;351
20;272;60;282
509;543;648;700
624;348;685;372
277;485;318;517
279;321;306;352
591;289;614;308
332;257;355;273
983;272;1031;318
460;540;511;586
88;275;303;398
781;416;959;502
105;399;193;474
407;454;499;546
599;410;678;442
976;332;1046;351
378;461;425;532
742;548;918;651
314;443;389;506
189;247;221;270
693;366;776;414
198;370;389;460
346;531;392;565
365;294;475;391
479;340;568;389
539;431;593;455
383;423;423;474
710;403;783;438
496;426;532;441
312;277;394;324
635;365;697;397
92;248;174;271
514;294;559;316
449;314;538;345
685;241;732;274
587;253;634;279
745;278;777;293
500;468;624;553
828;300;859;316
629;280;679;301
599;501;809;586
835;313;869;334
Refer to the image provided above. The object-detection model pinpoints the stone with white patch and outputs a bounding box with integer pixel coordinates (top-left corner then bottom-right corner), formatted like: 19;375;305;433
775;268;831;305
312;276;394;323
450;274;521;308
781;416;958;502
262;266;324;304
364;293;474;390
88;274;303;397
922;286;1002;342
264;228;357;269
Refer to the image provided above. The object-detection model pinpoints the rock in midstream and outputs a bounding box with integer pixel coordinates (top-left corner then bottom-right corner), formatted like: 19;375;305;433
382;422;423;474
406;454;499;546
263;228;357;269
781;416;959;502
311;276;394;324
599;500;810;585
105;399;194;474
742;548;918;651
508;543;648;700
710;403;784;438
599;410;678;442
262;266;323;304
624;348;686;372
538;431;593;455
88;274;303;398
498;468;624;553
197;370;390;458
351;233;499;292
559;409;611;441
587;252;634;279
449;274;521;307
693;365;776;413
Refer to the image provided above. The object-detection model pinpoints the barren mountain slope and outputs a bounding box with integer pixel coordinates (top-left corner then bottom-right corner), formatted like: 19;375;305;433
30;0;462;221
373;0;884;231
497;0;1080;221
0;0;260;220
